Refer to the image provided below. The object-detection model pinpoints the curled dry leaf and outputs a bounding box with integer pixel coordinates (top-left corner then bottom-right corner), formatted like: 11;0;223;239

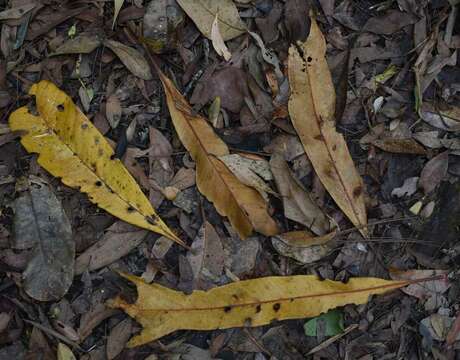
288;16;367;236
52;34;102;55
0;3;36;20
109;272;423;346
176;0;246;41
14;179;74;301
9;81;183;245
420;103;460;132
104;40;152;80
211;13;231;61
106;318;132;360
152;62;278;239
270;153;330;235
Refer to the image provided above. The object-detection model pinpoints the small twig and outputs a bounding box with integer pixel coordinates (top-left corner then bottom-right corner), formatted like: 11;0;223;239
307;324;358;355
243;328;273;358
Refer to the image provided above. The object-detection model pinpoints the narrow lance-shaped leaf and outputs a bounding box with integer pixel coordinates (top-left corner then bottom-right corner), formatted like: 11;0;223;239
288;16;367;236
9;81;184;246
150;59;278;239
108;273;444;347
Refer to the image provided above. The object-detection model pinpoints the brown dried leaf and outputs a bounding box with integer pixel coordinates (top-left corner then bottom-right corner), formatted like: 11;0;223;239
52;34;102;55
74;221;147;275
363;10;418;35
107;318;132;360
104;40;152;80
419;151;449;194
153;61;278;239
270;153;330;235
106;93;123;129
371;138;427;155
288;16;367;236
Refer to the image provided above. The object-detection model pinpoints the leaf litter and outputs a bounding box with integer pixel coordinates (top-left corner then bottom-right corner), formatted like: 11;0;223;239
1;0;460;358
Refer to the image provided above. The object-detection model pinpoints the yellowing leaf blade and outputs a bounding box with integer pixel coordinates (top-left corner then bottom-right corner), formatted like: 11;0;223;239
154;65;278;239
288;17;367;236
9;81;183;246
109;273;412;347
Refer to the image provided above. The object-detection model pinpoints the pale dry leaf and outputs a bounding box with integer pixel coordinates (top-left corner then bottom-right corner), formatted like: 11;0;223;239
371;138;427;155
270;153;330;235
176;0;246;40
104;40;152;80
113;0;126;29
219;154;275;201
288;16;367;236
106;93;123;129
52;34;102;55
391;177;419;198
211;13;231;61
57;343;76;360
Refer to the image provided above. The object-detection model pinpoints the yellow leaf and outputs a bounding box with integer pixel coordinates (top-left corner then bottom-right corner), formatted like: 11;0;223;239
112;0;125;29
9;80;184;246
57;343;76;360
109;272;414;347
153;63;278;239
288;17;368;236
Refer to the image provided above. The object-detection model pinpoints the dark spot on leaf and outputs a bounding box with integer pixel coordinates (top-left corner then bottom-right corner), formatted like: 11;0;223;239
314;134;324;141
332;144;337;151
95;181;102;187
273;303;281;312
57;104;64;112
307;56;312;62
81;123;88;129
256;305;261;313
224;306;232;313
98;149;103;157
244;317;252;326
290;298;294;302
353;186;362;198
110;154;116;160
127;206;135;212
94;137;100;144
91;162;96;169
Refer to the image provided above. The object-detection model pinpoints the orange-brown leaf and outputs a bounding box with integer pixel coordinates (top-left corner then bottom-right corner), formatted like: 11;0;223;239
154;64;278;239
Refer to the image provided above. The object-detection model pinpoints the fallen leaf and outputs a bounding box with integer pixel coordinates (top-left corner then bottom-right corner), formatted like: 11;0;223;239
9;80;183;245
304;309;344;337
270;153;330;235
362;9;418;35
186;221;224;288
109;272;427;346
391;177;419;198
0;4;36;20
113;0;126;29
52;34;102;55
419;151;449;194
219;153;276;201
284;0;310;42
57;343;76;360
271;236;330;264
210;13;231;61
152;61;278;239
104;40;152;80
78;303;118;341
446;312;460;345
107;318;132;360
74;221;148;275
420;103;460;132
371;138;427;155
106;93;123;129
288;16;367;236
390;269;450;311
176;0;246;41
13;178;74;301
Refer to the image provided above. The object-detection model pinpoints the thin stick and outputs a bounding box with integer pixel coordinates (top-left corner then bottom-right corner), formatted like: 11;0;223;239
307;324;358;355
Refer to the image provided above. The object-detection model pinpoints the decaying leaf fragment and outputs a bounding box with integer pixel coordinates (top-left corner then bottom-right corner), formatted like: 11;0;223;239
9;81;183;245
104;40;152;80
109;273;421;347
13;178;74;301
153;64;278;239
288;17;367;236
